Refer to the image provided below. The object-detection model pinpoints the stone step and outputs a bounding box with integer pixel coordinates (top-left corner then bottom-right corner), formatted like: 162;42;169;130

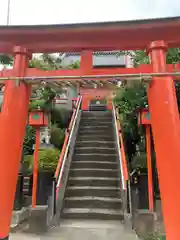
73;154;117;162
89;105;107;111
81;119;112;123
65;187;121;198
80;121;113;126
77;135;114;141
69;168;118;178
79;129;113;135
63;196;122;209
67;186;119;190
80;124;112;127
75;140;116;148
37;220;138;239
80;121;112;125
78;132;114;137
68;177;120;187
71;161;118;170
79;126;113;131
74;147;116;155
61;208;124;221
80;120;112;124
81;114;112;121
81;111;112;117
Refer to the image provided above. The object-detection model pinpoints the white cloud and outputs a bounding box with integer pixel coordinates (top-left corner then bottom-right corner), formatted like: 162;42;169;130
0;0;179;25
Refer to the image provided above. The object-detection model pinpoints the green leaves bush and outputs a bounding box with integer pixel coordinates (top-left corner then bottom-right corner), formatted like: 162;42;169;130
38;148;60;171
115;48;180;168
114;82;148;162
50;124;65;149
23;125;36;156
24;148;60;172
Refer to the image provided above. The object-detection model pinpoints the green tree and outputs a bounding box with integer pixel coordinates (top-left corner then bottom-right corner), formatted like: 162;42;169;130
0;54;13;66
29;54;62;70
0;53;69;155
124;48;180;66
23;125;36;156
115;48;180;167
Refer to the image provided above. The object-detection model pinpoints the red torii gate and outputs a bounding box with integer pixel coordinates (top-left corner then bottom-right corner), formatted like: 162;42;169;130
0;17;180;240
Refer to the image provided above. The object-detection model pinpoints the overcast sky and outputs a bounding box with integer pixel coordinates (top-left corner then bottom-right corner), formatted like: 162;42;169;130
0;0;179;25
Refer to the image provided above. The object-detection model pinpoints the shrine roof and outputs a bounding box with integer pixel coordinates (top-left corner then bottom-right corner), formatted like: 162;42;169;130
0;16;180;53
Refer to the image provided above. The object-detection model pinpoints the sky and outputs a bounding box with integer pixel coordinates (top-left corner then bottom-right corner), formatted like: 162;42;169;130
0;0;180;25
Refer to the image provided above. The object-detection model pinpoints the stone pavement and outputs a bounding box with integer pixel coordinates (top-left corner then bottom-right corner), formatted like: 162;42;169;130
10;220;138;240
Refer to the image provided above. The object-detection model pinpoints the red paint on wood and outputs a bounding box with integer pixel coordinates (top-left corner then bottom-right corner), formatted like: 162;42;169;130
32;128;40;208
29;111;48;127
0;46;31;238
147;41;180;240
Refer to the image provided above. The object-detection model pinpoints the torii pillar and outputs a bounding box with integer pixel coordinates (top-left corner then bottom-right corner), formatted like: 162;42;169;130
147;41;180;240
0;46;31;239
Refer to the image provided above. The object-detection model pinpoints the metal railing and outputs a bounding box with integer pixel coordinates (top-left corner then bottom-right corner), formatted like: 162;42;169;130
112;103;132;215
115;108;129;182
112;103;126;190
0;71;180;82
55;95;82;197
0;71;180;84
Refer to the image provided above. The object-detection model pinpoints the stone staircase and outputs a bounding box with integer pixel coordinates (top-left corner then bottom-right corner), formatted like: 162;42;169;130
10;110;139;240
61;110;124;221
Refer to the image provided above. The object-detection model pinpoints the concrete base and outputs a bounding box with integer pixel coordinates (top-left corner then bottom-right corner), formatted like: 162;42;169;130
28;205;48;233
155;199;165;235
133;210;156;239
10;220;139;240
10;207;30;232
124;213;133;230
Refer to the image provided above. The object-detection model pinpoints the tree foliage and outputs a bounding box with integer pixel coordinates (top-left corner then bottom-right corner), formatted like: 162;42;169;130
29;54;62;70
29;85;57;112
115;48;180;167
0;53;79;171
115;82;147;162
24;148;60;172
0;54;13;66
123;48;180;66
23;125;36;156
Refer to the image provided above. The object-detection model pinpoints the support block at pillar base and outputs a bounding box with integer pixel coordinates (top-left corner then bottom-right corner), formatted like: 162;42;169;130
11;207;30;226
10;207;30;232
133;210;156;238
28;205;48;233
124;213;133;230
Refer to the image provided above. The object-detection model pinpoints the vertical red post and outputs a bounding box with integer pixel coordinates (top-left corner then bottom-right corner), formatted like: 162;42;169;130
145;125;154;212
80;50;93;73
0;46;31;239
32;128;40;208
147;41;180;240
80;51;93;110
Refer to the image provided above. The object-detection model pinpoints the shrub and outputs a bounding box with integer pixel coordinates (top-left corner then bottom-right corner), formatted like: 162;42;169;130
114;82;148;162
50;124;65;149
23;148;60;172
23;125;36;156
51;107;72;129
23;154;33;171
